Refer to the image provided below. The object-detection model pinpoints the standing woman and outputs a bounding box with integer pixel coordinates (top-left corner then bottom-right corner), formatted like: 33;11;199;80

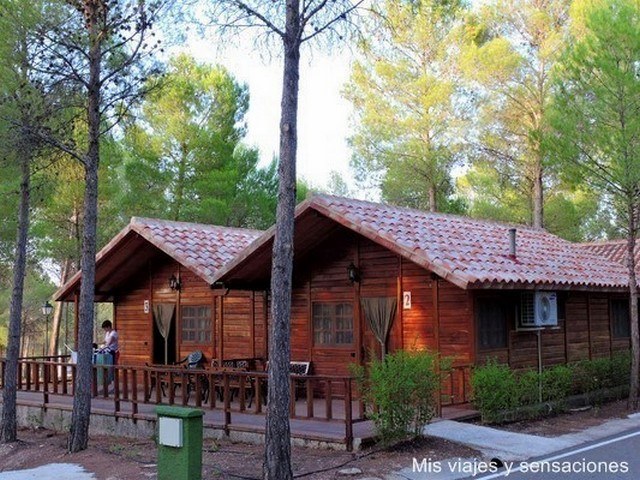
101;320;119;364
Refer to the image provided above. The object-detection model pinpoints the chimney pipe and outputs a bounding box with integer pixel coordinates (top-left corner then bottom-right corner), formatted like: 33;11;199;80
509;228;517;258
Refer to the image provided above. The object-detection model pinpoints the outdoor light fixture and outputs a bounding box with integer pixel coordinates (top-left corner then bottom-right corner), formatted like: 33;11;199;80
347;262;360;284
42;301;53;357
42;301;53;316
169;274;181;291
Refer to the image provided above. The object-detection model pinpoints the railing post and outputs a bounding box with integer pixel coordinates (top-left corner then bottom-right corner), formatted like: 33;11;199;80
306;377;314;418
223;372;231;435
102;365;109;398
25;362;32;391
155;370;162;404
143;368;149;403
254;375;262;414
289;377;296;418
168;371;176;405
70;363;76;395
344;378;353;452
195;371;202;408
209;372;216;409
113;367;120;414
52;361;59;394
132;369;138;422
122;368;129;401
92;366;98;397
325;379;333;420
43;362;49;409
18;361;25;391
239;375;246;412
181;371;188;407
62;361;68;395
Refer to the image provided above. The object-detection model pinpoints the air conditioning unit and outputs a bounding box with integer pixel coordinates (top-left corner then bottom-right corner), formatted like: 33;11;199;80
520;291;558;328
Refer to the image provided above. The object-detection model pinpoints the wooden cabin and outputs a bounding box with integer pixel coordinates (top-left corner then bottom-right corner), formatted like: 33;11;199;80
55;197;633;405
54;217;269;366
209;195;632;403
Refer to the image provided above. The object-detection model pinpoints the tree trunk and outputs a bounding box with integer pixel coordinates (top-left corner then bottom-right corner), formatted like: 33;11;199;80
68;0;102;452
428;184;437;213
627;202;640;411
532;162;544;229
0;139;31;443
49;259;72;355
263;2;300;479
172;146;188;221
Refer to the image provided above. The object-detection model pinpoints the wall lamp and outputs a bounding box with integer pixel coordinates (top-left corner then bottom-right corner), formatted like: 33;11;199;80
169;274;181;291
347;262;361;284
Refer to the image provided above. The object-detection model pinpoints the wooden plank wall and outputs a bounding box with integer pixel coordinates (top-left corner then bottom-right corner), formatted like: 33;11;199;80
437;282;473;366
476;291;630;371
114;251;264;366
589;295;612;358
399;259;435;351
565;293;590;363
293;229;357;377
435;281;473;405
221;290;267;360
114;268;152;366
288;228;474;389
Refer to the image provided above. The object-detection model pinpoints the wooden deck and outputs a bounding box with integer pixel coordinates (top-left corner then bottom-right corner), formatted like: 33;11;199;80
13;389;376;447
1;357;478;450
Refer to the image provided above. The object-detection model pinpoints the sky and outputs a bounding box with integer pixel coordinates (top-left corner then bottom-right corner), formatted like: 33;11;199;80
187;39;357;193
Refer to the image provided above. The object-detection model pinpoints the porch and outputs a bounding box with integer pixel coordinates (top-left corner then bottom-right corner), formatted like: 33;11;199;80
0;357;476;451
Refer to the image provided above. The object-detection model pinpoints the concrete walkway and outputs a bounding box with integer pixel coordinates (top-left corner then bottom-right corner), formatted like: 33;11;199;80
0;464;95;480
424;412;640;461
388;412;640;480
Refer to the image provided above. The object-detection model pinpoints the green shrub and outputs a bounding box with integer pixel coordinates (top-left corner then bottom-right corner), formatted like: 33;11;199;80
516;369;540;406
351;350;447;445
609;352;632;387
471;359;517;423
473;354;630;423
541;365;572;403
571;353;631;394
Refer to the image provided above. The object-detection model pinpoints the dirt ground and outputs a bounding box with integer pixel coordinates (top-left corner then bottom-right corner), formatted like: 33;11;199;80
499;398;631;437
0;429;477;480
0;400;632;479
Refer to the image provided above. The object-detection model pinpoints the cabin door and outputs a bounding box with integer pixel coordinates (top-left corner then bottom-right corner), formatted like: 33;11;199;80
361;297;398;363
152;303;176;364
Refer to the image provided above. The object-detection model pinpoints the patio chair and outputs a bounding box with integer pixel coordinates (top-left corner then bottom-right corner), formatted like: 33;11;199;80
176;351;209;403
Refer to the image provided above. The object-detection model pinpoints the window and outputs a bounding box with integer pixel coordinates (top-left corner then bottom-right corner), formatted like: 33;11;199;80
477;297;508;350
312;303;354;347
181;305;212;343
611;299;630;338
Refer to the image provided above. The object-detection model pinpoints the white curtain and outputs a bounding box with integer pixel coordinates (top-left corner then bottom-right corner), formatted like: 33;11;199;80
153;303;175;364
361;297;397;360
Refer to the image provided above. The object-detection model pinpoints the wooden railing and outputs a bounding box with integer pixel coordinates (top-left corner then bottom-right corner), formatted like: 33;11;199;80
0;358;364;451
440;364;472;407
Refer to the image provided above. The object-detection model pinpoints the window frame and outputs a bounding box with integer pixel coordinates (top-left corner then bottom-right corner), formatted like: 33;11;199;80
610;298;631;339
476;296;509;351
180;304;213;344
312;302;355;348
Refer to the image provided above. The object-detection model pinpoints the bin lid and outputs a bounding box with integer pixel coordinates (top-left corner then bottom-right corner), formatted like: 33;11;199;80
155;406;204;418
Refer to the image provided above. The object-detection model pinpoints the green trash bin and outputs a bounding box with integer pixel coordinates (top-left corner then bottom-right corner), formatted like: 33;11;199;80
156;406;204;480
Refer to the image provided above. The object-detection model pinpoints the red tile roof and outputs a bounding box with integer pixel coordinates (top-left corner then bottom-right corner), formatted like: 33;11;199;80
580;240;637;276
54;217;262;300
214;195;629;290
130;217;262;282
